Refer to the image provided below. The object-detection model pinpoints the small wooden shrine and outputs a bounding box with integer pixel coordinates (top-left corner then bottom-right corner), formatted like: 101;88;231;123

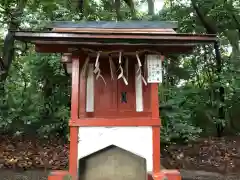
11;21;216;180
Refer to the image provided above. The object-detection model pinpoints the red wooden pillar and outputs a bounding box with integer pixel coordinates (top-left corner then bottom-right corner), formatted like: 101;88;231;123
151;83;162;180
48;57;80;180
149;56;181;180
69;56;80;179
48;171;69;180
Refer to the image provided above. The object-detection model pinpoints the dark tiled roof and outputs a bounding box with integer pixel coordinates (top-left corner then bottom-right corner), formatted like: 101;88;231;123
48;21;178;29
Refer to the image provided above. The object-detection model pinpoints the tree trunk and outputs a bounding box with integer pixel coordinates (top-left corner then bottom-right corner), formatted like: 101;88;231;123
191;0;225;137
115;0;122;20
147;0;155;15
0;0;27;83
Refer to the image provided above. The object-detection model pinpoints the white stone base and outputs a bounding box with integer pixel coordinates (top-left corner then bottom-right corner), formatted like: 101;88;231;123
78;127;153;171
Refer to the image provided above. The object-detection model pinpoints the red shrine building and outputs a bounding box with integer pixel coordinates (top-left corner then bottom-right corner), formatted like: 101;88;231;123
11;21;216;180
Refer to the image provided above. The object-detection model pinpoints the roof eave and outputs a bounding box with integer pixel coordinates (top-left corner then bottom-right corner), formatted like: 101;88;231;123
12;31;217;44
11;31;216;54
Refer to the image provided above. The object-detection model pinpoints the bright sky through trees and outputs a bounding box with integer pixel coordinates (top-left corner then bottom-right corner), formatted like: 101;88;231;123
140;0;164;12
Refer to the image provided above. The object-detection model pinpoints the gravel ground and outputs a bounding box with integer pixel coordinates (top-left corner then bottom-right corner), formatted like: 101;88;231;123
0;170;48;180
0;170;239;180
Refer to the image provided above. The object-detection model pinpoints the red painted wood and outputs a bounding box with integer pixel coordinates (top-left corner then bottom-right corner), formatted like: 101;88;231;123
117;61;135;112
63;53;180;180
148;171;181;180
151;83;161;176
70;57;80;120
162;170;182;180
83;57;152;118
48;171;69;180
85;111;151;118
35;44;195;54
48;175;62;180
94;59;118;114
69;57;80;178
69;118;160;126
69;127;78;180
148;172;165;180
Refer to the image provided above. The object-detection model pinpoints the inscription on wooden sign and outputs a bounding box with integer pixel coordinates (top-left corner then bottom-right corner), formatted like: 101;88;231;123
147;55;163;83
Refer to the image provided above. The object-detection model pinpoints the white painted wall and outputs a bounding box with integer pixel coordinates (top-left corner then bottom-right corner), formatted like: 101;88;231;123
78;127;153;171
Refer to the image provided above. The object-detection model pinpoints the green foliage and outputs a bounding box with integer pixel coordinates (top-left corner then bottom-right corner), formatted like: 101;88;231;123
160;87;203;143
1;52;70;137
0;0;239;143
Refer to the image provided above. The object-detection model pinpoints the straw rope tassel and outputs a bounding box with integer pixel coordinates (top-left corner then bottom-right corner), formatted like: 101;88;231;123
136;52;147;86
93;51;106;85
81;48;160;56
117;52;128;85
93;51;100;74
136;51;142;73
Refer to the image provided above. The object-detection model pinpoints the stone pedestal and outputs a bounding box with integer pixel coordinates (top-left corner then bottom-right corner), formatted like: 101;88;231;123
79;145;147;180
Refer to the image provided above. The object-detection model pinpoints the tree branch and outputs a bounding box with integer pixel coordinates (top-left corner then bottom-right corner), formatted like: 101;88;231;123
190;0;217;34
1;0;28;82
191;0;225;137
224;0;240;33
